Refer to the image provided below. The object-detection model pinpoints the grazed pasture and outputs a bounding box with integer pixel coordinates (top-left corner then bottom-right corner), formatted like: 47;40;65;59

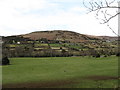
2;56;118;88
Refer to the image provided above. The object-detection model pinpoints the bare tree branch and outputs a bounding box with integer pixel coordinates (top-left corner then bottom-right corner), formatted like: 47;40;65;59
107;23;118;36
83;0;120;36
101;12;120;24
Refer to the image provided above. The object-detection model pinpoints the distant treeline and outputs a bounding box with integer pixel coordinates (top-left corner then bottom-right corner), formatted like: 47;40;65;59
2;36;119;58
2;44;119;58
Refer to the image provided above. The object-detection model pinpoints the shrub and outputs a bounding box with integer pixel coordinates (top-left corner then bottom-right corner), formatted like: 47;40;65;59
93;53;100;58
116;52;120;57
2;57;10;65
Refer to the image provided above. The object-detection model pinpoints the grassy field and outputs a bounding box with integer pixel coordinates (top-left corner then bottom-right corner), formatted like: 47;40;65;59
2;56;118;88
49;44;62;47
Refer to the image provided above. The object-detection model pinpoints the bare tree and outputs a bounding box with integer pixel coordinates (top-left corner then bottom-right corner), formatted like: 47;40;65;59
83;0;120;36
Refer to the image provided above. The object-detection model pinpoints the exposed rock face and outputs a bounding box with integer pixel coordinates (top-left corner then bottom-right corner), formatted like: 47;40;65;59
2;57;10;65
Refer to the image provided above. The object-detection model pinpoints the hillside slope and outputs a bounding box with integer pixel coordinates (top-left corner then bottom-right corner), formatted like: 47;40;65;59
20;30;101;43
2;30;118;57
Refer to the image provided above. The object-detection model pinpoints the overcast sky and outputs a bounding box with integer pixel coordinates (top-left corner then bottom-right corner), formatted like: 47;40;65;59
0;0;118;36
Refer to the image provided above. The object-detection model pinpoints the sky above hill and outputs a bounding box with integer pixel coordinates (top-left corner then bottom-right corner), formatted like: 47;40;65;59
0;0;118;36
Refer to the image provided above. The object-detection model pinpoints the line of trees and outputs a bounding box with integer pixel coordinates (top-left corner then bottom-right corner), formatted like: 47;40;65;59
2;45;119;58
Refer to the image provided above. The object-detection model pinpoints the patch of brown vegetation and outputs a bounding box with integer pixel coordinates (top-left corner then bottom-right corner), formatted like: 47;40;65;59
85;76;119;80
3;76;118;88
3;79;78;88
21;30;101;43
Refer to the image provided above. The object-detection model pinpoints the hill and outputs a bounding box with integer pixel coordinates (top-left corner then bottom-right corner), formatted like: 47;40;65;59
98;36;118;41
2;30;117;43
2;30;118;57
20;30;101;43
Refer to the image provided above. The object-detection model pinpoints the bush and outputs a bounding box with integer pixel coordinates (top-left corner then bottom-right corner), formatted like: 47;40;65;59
2;57;10;65
93;54;100;58
116;52;120;57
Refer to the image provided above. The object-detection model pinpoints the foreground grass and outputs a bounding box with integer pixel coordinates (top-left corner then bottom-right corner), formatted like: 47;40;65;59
2;56;118;88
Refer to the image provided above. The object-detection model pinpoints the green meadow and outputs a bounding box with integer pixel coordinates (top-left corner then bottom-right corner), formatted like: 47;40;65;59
2;56;118;88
